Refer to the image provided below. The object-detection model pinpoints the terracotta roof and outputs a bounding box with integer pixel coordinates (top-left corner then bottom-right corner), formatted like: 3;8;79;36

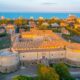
16;48;65;53
68;43;80;50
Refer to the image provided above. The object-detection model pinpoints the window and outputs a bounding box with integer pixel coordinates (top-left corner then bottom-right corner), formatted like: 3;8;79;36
23;56;24;58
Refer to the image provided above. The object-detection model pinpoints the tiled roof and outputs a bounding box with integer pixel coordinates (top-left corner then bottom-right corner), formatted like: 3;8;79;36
13;29;80;52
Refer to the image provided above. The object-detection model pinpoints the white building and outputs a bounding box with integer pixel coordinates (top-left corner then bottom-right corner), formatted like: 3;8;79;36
0;49;19;73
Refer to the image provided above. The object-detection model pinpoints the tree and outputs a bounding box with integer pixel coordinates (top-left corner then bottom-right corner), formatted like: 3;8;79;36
66;26;80;36
0;19;8;25
14;18;28;26
49;18;61;25
54;63;75;80
12;75;28;80
38;23;49;30
7;19;14;24
0;27;7;37
12;75;38;80
38;64;59;80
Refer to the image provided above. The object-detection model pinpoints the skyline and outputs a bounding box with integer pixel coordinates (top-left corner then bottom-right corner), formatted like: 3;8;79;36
0;0;80;12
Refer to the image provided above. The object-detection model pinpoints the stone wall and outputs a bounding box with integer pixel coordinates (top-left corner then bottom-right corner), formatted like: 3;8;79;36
1;48;80;73
65;48;80;67
19;50;66;66
0;64;19;73
0;52;19;73
19;49;80;67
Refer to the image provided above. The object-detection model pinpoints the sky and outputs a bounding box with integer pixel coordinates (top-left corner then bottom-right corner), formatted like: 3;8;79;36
0;0;80;12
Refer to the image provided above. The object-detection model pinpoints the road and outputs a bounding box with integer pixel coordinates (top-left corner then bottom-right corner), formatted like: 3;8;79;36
4;65;37;80
69;68;80;79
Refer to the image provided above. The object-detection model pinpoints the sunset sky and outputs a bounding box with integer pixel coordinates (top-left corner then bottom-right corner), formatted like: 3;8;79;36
0;0;80;12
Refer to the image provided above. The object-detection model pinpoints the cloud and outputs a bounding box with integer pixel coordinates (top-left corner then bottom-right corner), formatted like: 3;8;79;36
0;0;80;12
42;2;57;5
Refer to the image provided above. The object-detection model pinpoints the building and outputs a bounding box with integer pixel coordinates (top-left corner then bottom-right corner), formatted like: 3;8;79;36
61;28;70;35
51;23;60;28
66;44;80;66
0;29;80;73
6;24;15;35
0;16;5;20
60;20;68;27
12;29;80;67
12;40;80;67
0;49;19;73
0;43;80;73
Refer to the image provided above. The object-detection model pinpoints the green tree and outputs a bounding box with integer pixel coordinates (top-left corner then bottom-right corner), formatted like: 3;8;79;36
12;75;38;80
66;26;80;36
38;23;49;30
12;75;28;80
7;19;14;24
38;64;59;80
14;18;28;26
0;19;8;25
54;63;75;80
